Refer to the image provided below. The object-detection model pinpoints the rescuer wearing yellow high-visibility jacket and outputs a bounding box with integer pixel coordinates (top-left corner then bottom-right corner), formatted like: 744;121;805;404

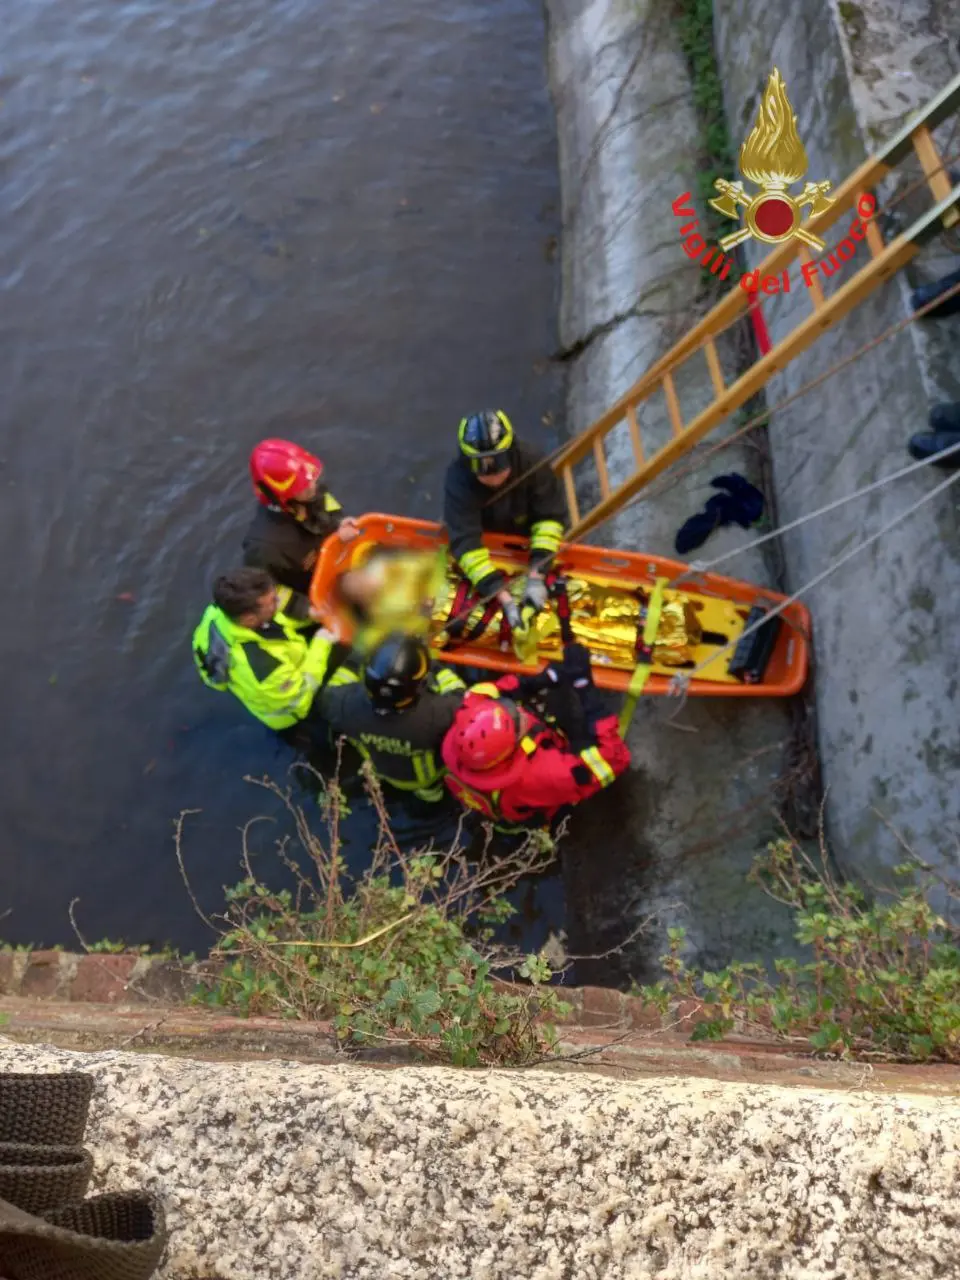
192;567;342;735
442;410;566;631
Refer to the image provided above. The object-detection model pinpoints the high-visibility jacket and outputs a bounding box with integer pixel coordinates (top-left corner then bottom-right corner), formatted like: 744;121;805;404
192;589;336;730
242;486;346;618
441;675;630;830
319;666;465;801
442;440;566;599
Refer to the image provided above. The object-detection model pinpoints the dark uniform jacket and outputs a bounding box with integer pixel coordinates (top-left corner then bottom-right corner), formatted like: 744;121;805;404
319;668;464;796
242;487;345;619
442;440;566;598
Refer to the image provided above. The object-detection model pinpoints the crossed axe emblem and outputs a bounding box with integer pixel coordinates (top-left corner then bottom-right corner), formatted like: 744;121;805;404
710;179;835;252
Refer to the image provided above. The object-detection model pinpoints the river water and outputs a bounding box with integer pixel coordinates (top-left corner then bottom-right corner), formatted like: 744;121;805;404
0;0;563;952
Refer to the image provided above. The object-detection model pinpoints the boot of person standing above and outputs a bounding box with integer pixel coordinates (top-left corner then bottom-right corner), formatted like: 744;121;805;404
242;438;359;620
908;402;960;469
906;265;960;469
442;410;566;635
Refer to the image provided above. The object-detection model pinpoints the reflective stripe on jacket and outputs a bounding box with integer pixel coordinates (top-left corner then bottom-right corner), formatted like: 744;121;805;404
319;667;465;796
441;677;629;829
442;440;567;596
192;603;334;730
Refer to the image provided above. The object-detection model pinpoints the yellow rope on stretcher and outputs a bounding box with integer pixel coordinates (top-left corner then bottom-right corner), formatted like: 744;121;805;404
618;577;668;736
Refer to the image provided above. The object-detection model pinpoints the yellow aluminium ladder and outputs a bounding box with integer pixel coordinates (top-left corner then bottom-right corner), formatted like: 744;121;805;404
551;72;960;541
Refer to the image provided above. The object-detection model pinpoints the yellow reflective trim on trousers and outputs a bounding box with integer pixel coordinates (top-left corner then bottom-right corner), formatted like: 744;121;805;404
580;746;616;786
618;576;668;736
458;546;496;586
529;520;564;551
377;752;440;791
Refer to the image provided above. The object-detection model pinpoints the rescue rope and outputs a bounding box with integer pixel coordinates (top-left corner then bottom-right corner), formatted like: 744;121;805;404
671;437;960;587
639;276;960;510
665;463;960;698
250;912;414;949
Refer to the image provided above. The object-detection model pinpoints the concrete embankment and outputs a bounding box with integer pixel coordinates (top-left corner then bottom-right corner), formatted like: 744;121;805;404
709;0;960;891
545;0;804;981
546;0;960;981
3;1039;960;1279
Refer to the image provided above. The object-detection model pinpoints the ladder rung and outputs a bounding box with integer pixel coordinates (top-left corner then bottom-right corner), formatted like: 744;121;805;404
593;436;611;499
662;372;684;438
798;246;825;308
561;463;580;528
912;125;960;227
626;402;644;466
704;339;725;397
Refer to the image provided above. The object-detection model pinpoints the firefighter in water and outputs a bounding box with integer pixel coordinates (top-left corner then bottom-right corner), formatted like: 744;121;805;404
242;439;359;620
440;643;630;831
319;634;465;803
443;410;566;634
192;567;339;739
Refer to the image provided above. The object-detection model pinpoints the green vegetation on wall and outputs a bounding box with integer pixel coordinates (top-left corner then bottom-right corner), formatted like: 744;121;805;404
672;0;736;278
186;770;570;1068
641;837;960;1063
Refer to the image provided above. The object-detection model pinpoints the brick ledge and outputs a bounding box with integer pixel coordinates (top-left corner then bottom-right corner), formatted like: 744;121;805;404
0;948;695;1033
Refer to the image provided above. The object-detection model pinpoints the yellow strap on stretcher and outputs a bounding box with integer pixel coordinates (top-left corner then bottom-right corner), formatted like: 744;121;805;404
618;577;668;736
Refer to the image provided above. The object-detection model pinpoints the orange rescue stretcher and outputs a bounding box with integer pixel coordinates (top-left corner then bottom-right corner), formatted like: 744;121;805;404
309;514;810;697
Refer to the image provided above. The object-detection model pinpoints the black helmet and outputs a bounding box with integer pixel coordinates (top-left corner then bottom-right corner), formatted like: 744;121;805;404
364;633;431;713
458;410;514;475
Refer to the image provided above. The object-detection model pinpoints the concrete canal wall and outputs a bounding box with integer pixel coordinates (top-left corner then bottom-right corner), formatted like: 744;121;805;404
545;0;960;985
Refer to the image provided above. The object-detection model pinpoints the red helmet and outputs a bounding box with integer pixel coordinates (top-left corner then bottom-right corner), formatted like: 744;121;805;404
250;439;323;509
450;698;521;773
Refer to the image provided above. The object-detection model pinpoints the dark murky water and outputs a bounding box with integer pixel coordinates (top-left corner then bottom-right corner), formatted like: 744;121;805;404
0;0;562;952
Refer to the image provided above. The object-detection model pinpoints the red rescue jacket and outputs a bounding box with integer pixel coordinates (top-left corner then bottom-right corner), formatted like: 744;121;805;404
440;675;630;830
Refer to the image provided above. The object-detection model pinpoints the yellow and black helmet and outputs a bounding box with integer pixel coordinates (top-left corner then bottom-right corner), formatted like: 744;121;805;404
364;632;431;713
457;410;514;474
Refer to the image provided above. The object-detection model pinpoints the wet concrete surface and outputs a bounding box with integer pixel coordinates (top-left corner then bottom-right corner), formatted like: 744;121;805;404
0;0;563;952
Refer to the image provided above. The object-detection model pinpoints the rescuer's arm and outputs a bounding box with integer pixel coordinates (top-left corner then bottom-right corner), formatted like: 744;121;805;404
527;455;566;572
428;666;467;695
443;464;507;600
561;644;631;788
317;672;360;736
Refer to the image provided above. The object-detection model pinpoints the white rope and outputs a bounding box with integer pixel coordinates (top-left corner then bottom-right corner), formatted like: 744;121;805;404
667;462;960;693
674;437;960;587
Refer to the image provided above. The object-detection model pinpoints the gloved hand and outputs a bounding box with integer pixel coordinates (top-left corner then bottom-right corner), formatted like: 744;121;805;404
522;572;549;613
514;663;561;700
561;642;593;688
500;597;523;632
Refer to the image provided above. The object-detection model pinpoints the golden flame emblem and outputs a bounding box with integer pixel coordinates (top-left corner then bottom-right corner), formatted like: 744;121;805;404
709;68;834;252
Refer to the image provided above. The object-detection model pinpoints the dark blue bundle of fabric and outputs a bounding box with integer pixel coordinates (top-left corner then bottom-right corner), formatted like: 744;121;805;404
674;473;764;556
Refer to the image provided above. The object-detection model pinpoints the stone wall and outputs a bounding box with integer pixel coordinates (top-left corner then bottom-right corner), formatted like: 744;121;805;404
709;0;960;885
3;1040;960;1279
544;0;805;983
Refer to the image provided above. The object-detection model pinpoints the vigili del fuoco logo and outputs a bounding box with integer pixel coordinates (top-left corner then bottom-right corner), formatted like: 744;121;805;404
672;68;876;294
